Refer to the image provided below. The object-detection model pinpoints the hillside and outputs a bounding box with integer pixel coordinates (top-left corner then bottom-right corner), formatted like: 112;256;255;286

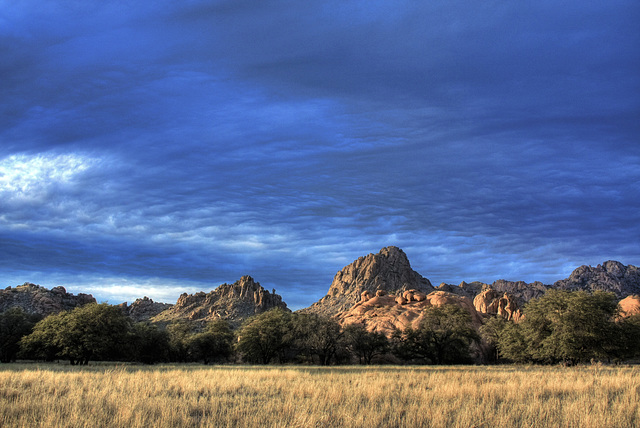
151;275;288;325
0;283;95;317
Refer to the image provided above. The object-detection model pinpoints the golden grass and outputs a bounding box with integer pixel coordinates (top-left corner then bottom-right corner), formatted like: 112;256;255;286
1;363;638;428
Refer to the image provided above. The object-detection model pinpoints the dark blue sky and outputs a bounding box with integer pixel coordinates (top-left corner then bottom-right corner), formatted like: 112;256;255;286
1;1;639;309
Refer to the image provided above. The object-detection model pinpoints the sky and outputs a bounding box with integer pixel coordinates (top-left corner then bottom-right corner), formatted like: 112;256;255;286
1;1;638;310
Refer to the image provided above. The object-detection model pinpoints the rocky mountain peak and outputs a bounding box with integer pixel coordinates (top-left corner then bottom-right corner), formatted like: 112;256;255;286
117;296;173;322
304;246;433;317
0;283;96;317
554;261;640;297
152;275;288;325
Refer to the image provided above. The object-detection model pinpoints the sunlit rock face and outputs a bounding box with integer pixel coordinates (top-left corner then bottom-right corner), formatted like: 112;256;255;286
117;296;173;322
473;288;523;322
619;295;640;318
335;289;482;338
0;283;95;317
151;275;288;325
553;261;640;298
303;246;433;318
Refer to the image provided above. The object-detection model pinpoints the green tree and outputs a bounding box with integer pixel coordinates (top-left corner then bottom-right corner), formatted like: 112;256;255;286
342;324;389;365
167;320;195;362
616;314;640;360
0;308;40;363
397;304;479;364
20;311;68;361
129;322;170;364
290;313;342;365
519;290;619;364
236;308;293;364
479;316;508;363
20;303;131;365
495;320;529;363
188;319;234;364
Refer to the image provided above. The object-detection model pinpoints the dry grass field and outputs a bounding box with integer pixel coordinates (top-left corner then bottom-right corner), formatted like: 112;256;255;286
1;363;639;428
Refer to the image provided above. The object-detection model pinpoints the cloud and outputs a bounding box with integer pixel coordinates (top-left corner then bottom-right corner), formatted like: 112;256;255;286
0;1;637;309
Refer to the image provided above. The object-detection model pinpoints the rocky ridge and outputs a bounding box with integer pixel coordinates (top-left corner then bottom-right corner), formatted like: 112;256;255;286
117;297;173;322
553;261;640;297
0;283;95;317
305;246;433;317
151;275;288;325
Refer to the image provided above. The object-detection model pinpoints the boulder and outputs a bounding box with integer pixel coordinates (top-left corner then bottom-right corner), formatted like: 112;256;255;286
336;289;483;338
619;295;640;318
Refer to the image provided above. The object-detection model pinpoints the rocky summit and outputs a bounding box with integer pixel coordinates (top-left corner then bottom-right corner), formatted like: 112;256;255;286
151;275;288;325
117;297;173;322
553;261;640;298
304;246;433;317
0;283;95;317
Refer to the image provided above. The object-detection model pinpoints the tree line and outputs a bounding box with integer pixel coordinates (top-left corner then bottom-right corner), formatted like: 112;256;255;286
1;290;639;365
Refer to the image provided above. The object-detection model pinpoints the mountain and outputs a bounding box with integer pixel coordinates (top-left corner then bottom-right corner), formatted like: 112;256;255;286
303;246;433;317
151;275;288;325
0;283;95;317
117;297;173;322
553;261;640;298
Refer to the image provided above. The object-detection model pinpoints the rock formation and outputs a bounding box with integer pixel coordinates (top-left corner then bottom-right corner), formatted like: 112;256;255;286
151;275;288;325
619;295;640;318
553;261;640;298
473;288;523;322
0;283;95;317
336;289;482;338
117;297;173;322
305;246;433;317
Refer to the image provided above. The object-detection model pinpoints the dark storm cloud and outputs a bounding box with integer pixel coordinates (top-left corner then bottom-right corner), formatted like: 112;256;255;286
1;1;638;308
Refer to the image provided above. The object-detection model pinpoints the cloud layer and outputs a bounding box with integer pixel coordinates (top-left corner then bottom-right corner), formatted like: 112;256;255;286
1;1;639;309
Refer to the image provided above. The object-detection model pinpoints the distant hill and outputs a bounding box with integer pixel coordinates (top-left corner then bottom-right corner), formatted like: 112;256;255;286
2;251;637;329
151;275;288;326
0;283;95;317
117;297;173;322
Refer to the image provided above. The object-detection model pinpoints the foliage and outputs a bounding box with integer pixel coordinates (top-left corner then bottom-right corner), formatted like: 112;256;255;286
166;320;195;362
129;322;171;364
188;319;234;364
20;303;131;365
290;313;343;365
395;304;479;364
342;324;389;364
478;316;508;363
497;290;626;364
0;308;40;363
236;309;293;364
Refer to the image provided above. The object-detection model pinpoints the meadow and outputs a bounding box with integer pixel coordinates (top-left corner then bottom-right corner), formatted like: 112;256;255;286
1;363;639;428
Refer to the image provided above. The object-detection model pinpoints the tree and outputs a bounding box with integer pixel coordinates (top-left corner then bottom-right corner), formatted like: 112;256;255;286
342;324;389;365
479;316;508;363
495;320;529;364
20;311;69;361
519;290;619;364
167;320;195;362
20;303;131;365
236;308;293;364
396;304;479;364
616;314;640;360
189;319;234;364
129;322;171;364
0;308;40;363
290;313;343;365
